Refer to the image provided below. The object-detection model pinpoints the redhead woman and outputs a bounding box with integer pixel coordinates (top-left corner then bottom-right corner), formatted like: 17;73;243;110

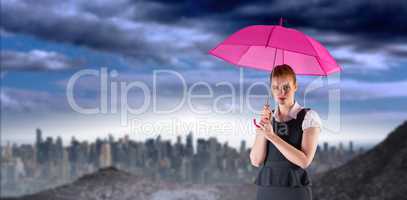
250;64;322;200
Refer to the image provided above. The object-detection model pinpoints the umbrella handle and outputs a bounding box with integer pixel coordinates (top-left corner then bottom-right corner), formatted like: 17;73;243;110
265;71;271;107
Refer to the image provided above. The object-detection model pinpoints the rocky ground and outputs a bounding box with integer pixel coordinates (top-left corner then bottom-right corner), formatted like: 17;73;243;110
2;166;256;200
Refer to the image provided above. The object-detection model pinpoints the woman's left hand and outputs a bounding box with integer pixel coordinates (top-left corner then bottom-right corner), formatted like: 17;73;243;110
257;117;278;141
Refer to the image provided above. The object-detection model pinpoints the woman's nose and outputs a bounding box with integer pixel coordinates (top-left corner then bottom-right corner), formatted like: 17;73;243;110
275;88;285;95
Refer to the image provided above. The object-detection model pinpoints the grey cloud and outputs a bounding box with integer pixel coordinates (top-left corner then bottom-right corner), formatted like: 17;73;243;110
1;50;83;71
1;0;407;73
0;87;55;112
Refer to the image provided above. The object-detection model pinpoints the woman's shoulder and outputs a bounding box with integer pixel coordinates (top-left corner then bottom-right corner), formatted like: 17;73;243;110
302;108;322;130
304;108;319;115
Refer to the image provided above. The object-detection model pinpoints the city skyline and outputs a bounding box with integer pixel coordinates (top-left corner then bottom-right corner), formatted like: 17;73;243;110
1;127;363;150
0;123;377;150
1;127;363;197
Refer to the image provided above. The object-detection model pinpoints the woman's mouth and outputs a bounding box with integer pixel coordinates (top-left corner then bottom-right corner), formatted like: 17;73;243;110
278;97;286;101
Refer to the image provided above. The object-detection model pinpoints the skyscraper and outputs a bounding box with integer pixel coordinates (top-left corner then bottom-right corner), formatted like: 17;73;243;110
99;142;112;168
186;131;194;157
35;128;44;164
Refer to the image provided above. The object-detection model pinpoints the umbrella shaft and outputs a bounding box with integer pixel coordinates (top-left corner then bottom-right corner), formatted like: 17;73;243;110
265;95;269;106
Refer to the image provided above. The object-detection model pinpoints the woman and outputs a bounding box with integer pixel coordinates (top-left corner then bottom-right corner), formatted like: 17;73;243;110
250;64;322;200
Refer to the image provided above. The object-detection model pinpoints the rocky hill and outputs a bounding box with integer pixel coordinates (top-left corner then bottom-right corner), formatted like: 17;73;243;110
312;121;407;200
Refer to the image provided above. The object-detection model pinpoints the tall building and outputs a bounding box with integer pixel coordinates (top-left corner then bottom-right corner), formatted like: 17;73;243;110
349;141;354;153
239;140;246;154
3;142;13;161
208;137;218;168
62;148;70;181
36;129;43;145
186;132;194;157
56;136;64;162
35;128;43;164
339;142;344;153
323;142;329;153
99;142;112;168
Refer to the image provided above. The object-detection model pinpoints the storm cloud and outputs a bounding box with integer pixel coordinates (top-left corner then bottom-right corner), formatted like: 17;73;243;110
2;0;407;70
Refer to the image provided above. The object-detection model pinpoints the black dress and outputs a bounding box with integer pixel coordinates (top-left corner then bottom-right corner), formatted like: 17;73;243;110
254;108;313;200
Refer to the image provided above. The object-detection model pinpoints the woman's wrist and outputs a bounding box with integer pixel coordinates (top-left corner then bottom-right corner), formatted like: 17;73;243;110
265;129;278;142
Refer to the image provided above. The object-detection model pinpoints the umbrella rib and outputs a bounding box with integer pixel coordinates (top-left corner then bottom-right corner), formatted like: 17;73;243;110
236;46;251;65
272;48;277;69
301;32;327;76
316;58;327;76
265;26;276;47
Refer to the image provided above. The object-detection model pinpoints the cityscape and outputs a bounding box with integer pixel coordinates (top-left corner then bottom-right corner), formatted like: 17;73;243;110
1;128;366;197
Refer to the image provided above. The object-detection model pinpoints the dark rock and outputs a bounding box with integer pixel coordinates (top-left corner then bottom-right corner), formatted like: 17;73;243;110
312;121;407;200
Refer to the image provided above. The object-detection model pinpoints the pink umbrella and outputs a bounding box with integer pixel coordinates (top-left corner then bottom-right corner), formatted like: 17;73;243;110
209;19;341;75
208;18;342;127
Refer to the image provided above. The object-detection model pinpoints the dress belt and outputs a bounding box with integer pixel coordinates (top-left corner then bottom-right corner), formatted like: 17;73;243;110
263;160;301;169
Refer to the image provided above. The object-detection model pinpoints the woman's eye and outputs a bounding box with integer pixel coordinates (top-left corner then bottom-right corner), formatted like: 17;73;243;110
283;85;290;92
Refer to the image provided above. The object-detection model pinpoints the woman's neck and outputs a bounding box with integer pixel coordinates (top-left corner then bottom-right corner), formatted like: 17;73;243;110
278;100;295;117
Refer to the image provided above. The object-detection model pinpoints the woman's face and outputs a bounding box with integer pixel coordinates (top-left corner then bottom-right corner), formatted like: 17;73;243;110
271;76;297;106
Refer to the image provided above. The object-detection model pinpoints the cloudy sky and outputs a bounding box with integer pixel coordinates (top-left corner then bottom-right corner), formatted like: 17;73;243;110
1;0;407;148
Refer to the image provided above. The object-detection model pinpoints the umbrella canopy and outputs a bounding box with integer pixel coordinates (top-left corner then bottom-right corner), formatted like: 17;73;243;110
208;20;342;76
